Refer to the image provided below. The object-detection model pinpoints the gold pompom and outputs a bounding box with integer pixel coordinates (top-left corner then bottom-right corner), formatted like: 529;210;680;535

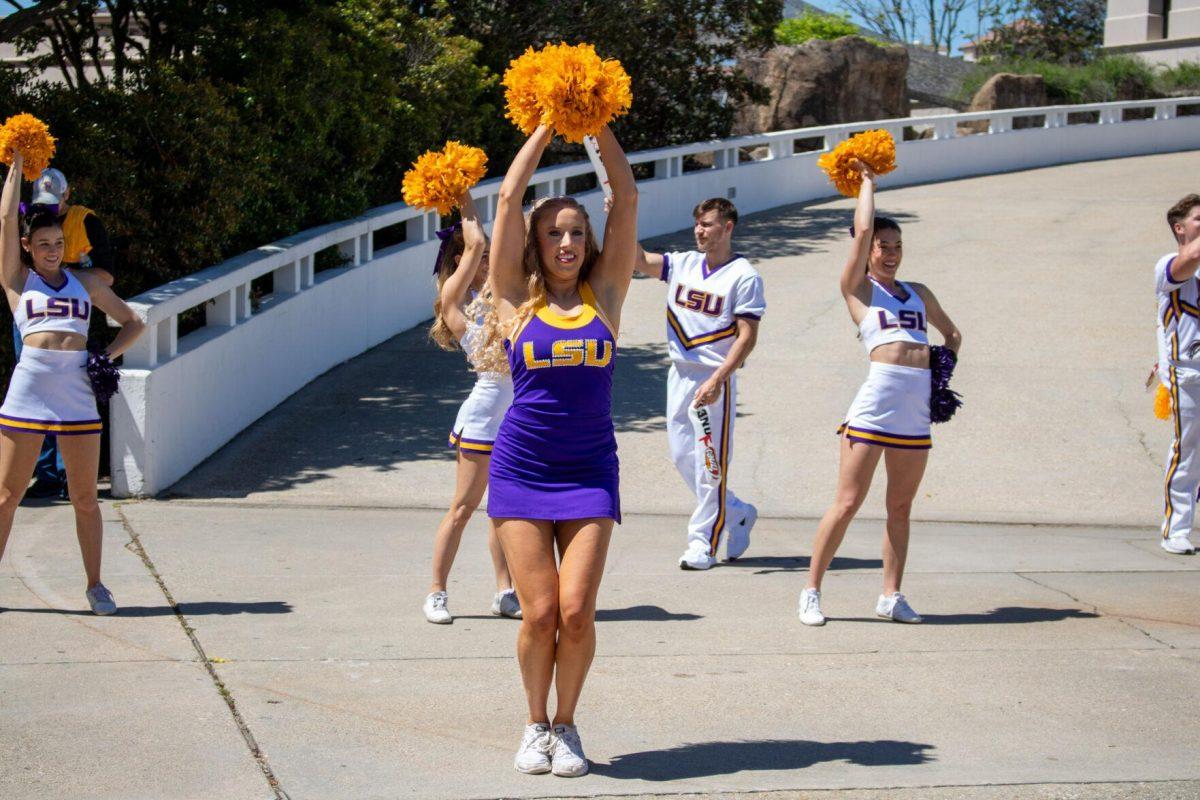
817;128;897;197
0;113;56;181
502;42;633;143
1155;382;1173;421
402;141;488;216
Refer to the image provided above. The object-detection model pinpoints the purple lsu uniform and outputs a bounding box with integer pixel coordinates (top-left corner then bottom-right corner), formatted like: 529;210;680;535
488;282;621;522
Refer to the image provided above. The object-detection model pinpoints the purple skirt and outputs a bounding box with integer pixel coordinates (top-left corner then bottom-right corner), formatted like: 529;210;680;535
487;409;621;523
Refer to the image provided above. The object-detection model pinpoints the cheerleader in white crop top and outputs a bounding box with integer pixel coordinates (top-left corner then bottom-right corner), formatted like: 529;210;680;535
799;160;962;628
422;191;519;625
0;150;145;617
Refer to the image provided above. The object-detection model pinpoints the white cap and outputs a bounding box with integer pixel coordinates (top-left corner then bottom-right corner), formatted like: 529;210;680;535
31;168;67;206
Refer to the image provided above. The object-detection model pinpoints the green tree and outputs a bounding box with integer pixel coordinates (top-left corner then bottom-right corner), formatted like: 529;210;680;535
976;0;1105;63
776;11;861;44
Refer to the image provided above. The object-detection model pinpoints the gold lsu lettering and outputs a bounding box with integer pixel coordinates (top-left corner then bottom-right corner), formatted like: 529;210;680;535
522;339;613;370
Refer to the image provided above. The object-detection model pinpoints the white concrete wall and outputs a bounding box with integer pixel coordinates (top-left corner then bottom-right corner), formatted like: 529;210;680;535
109;99;1200;496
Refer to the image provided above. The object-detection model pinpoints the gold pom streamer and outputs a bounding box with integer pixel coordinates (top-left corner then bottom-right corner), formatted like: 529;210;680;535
0;113;56;181
1155;382;1172;421
817;129;897;198
402;141;488;216
502;42;633;143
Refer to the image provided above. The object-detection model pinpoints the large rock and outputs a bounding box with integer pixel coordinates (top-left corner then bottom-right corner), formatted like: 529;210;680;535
960;72;1047;133
734;37;909;134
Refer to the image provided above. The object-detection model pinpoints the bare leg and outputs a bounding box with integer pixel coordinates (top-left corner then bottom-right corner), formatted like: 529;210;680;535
487;520;513;592
58;433;103;589
881;448;929;595
806;437;882;591
429;449;490;594
497;518;558;724
551;518;612;726
0;429;45;565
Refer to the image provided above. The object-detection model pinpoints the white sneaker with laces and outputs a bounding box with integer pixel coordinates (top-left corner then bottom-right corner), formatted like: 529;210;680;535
798;587;825;626
514;722;553;774
1161;536;1196;555
423;591;452;624
491;589;522;619
725;502;757;560
551;723;588;777
876;592;922;623
679;543;716;571
86;582;117;616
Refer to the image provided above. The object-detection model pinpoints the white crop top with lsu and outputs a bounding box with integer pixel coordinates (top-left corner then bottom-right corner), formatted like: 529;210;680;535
858;277;929;354
14;269;92;339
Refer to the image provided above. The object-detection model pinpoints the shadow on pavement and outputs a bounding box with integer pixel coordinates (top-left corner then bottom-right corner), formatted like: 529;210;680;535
594;738;934;781
722;555;883;574
921;607;1101;625
595;605;701;622
1;601;293;616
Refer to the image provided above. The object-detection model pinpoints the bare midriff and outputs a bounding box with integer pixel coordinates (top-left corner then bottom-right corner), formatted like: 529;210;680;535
22;331;86;351
869;340;929;369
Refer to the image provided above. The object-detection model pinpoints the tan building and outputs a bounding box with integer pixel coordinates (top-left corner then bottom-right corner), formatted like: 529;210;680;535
1105;0;1200;65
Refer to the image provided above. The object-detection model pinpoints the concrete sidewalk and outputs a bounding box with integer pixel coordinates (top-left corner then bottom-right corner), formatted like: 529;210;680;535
1;499;1197;799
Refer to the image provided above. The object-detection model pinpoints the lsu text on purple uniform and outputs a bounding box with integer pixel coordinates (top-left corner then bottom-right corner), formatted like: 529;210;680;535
487;282;621;522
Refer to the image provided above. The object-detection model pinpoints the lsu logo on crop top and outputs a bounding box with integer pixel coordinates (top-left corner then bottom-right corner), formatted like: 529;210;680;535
878;308;926;332
522;338;613;370
26;296;90;321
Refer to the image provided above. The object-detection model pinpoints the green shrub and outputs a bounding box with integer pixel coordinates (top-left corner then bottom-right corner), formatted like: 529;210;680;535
776;12;861;45
961;55;1158;104
1158;61;1200;93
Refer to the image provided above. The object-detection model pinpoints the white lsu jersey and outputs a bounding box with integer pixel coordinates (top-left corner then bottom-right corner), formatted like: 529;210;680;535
662;250;766;367
1157;252;1200;376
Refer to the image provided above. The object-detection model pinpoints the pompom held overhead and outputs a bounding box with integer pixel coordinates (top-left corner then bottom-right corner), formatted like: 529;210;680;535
402;141;488;217
817;128;897;198
503;42;633;143
0;114;56;181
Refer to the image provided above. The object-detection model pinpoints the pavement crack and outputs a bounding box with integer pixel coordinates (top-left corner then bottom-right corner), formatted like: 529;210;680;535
1113;386;1160;470
1016;571;1176;649
116;505;290;800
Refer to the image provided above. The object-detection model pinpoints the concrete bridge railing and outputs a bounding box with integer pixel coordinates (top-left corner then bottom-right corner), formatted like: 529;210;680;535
109;97;1200;496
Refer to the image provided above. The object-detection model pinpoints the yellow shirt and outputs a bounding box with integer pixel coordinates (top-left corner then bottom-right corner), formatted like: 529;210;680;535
60;205;94;266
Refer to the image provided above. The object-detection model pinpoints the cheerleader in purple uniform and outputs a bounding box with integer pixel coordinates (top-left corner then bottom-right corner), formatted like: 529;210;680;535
488;124;637;777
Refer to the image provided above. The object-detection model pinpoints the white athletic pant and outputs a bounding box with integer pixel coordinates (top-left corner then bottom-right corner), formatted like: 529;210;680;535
1162;366;1200;541
667;362;748;556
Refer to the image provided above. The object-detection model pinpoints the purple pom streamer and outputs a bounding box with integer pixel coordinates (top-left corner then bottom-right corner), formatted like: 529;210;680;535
432;222;462;275
86;347;120;403
929;344;962;424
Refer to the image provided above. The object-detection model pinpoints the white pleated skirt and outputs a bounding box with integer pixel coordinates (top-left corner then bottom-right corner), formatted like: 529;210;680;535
0;346;101;436
447;374;514;454
838;362;931;450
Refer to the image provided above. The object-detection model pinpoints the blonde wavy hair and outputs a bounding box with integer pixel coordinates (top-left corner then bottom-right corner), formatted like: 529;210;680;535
478;196;602;358
430;227;509;375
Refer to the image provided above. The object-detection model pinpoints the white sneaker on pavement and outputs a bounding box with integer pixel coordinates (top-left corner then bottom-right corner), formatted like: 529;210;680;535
798;587;825;626
1161;536;1196;555
85;582;117;616
423;591;452;624
491;589;522;619
876;592;922;623
679;543;716;571
514;722;553;774
725;503;757;560
551;723;588;777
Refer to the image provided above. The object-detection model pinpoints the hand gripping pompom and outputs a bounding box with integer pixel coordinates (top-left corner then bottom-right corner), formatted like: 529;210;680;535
402;141;488;217
929;345;962;424
817;129;897;198
86;346;121;403
503;43;632;143
0;114;56;181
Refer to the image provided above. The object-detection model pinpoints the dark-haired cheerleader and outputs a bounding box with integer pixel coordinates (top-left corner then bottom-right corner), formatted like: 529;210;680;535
800;160;961;627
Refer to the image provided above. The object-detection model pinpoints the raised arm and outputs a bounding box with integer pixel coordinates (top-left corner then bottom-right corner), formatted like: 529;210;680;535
1171;234;1200;282
840;160;876;300
491;125;552;315
1;152;25;305
914;283;962;354
437;192;487;341
72;269;145;358
603;194;664;281
587;125;638;324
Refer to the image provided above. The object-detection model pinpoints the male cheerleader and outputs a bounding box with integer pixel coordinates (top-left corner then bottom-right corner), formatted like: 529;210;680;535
634;198;766;569
1157;193;1200;555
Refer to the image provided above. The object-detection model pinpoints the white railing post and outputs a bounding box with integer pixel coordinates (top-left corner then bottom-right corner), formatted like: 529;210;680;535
301;254;315;288
273;261;301;295
1156;102;1176;121
359;231;373;264
989;113;1012;134
207;288;237;326
120;331;155;369
337;237;360;266
236;282;251;321
156;317;177;361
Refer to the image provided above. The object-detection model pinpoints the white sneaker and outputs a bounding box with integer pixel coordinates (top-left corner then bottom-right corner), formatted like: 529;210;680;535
551;723;588;777
85;582;117;616
423;591;452;624
491;589;522;619
798;588;825;626
725;503;757;561
876;592;922;623
514;722;553;774
1161;536;1196;555
679;543;716;571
